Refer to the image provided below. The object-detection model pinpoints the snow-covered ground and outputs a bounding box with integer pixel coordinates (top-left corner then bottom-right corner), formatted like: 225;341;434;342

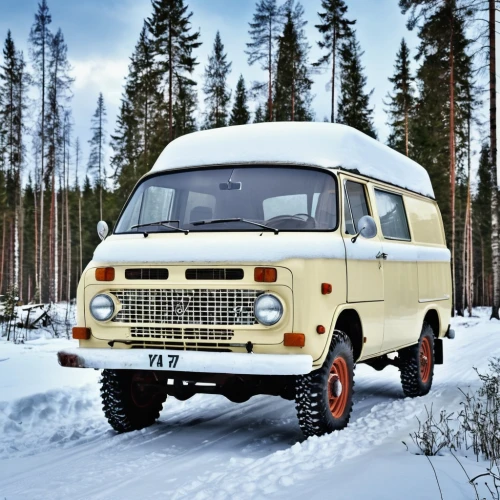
0;308;499;499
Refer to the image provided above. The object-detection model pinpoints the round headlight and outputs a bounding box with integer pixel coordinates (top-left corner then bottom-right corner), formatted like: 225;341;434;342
254;294;283;326
90;294;115;321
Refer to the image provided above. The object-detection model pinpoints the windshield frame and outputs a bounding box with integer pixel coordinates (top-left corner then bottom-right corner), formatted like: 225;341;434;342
113;164;340;235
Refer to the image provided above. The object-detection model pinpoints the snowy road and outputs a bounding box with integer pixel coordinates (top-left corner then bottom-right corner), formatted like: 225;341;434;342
0;310;499;499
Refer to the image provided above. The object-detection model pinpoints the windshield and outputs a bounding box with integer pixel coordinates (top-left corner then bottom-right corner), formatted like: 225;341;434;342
115;166;338;234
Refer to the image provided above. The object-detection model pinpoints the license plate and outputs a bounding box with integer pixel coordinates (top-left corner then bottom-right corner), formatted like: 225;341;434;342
148;353;179;369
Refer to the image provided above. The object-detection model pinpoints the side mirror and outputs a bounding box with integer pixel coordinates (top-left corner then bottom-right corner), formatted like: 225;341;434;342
97;221;109;241
351;215;377;243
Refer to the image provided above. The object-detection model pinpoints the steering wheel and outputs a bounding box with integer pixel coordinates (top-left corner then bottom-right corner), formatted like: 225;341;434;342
266;213;315;228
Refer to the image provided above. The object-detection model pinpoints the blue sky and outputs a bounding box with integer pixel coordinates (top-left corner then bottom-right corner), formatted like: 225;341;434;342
0;0;466;185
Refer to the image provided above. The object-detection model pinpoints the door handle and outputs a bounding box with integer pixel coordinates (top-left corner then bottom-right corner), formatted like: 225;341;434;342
376;252;388;260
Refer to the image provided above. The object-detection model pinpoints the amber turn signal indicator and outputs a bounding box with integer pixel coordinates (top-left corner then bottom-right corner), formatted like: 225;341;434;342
316;325;326;334
95;267;115;281
284;333;305;347
254;267;277;283
321;283;332;295
72;327;91;340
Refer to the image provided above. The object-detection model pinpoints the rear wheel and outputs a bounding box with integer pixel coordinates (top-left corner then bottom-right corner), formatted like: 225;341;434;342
295;332;355;438
399;323;435;397
101;369;166;433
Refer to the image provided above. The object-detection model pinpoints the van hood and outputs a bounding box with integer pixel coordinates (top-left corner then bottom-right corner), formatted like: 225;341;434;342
92;232;343;265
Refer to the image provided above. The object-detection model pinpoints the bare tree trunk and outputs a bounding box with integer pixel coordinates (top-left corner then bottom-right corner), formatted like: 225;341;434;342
19;199;23;301
405;106;409;156
291;57;295;121
66;157;71;301
58;177;64;302
449;7;456;315
331;25;336;123
79;194;82;280
34;189;38;299
489;0;500;319
54;175;59;302
0;215;5;294
481;236;485;305
268;18;273;121
462;208;467;314
468;198;473;315
39;37;46;304
168;20;173;142
49;173;55;302
467;104;473;316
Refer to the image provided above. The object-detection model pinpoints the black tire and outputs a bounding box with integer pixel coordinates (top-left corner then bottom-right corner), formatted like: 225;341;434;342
295;332;355;438
100;369;167;433
399;323;435;398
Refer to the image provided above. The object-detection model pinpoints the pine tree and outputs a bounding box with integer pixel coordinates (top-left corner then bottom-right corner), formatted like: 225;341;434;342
402;0;475;312
131;24;161;175
337;32;376;138
147;0;201;142
385;39;414;156
314;0;355;123
203;31;232;129
173;77;198;137
474;144;493;306
274;2;313;122
29;0;52;300
0;31;27;292
46;28;72;302
111;29;153;202
246;0;284;121
253;104;265;123
87;93;107;221
229;75;250;126
111;97;140;205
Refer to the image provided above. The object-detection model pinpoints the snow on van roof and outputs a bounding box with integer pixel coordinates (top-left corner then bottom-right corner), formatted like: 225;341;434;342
149;122;435;198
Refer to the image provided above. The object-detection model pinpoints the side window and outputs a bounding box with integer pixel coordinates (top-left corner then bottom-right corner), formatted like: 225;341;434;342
344;181;370;235
139;186;175;225
374;189;411;240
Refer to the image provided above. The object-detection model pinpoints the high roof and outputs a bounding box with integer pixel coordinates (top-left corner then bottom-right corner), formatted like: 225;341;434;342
149;122;435;199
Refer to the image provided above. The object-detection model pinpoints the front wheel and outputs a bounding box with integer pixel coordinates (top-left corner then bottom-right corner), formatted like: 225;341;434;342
295;332;355;438
101;369;167;433
399;323;435;397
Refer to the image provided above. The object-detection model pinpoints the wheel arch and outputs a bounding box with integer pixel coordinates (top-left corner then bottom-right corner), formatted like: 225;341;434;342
332;308;364;363
423;308;440;338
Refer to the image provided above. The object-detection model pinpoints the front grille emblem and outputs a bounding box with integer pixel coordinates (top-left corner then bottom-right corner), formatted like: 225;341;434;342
174;296;191;316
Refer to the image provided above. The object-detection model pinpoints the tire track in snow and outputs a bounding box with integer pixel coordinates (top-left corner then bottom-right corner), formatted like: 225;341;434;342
169;390;447;500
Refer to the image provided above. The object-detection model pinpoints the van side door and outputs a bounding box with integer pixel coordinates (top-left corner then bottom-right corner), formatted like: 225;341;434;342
340;176;384;358
372;188;420;350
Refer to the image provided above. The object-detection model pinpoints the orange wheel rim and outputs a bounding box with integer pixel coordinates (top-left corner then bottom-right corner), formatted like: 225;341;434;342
420;337;432;383
329;357;349;418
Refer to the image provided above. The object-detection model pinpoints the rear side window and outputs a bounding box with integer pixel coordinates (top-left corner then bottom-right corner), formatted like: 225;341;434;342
375;189;410;240
344;181;370;235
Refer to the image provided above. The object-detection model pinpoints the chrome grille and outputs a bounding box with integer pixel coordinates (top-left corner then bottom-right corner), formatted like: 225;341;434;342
111;289;263;325
130;327;234;341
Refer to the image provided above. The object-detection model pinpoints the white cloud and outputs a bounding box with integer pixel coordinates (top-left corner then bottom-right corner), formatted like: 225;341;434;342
71;57;129;108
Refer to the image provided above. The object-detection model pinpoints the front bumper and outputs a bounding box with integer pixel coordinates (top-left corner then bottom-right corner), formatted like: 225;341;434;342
57;348;313;376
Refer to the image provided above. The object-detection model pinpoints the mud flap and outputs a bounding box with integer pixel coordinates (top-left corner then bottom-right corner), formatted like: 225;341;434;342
434;338;443;365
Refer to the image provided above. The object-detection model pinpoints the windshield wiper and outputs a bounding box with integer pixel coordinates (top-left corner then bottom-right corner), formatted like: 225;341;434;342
131;220;189;235
191;218;279;235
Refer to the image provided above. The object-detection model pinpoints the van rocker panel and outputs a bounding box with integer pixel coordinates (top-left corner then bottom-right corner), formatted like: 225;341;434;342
58;348;313;376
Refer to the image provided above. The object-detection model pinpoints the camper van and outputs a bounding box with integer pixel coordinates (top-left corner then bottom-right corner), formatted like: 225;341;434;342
58;123;454;438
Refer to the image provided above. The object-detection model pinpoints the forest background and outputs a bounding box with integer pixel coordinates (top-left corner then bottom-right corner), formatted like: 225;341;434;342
0;0;498;319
